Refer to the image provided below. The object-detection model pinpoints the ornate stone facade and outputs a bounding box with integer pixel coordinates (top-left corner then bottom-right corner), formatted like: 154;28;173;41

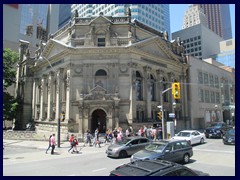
16;12;188;137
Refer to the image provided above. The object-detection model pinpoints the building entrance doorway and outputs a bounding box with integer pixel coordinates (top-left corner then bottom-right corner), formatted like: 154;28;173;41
91;109;106;133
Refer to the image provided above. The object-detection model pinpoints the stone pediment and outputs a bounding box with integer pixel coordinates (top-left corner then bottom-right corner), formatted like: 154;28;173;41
83;85;119;101
42;39;68;59
90;15;112;25
91;85;107;93
131;37;180;62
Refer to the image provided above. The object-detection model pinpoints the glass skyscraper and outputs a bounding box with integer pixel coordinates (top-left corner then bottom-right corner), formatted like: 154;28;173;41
194;4;232;40
20;4;48;40
71;4;170;34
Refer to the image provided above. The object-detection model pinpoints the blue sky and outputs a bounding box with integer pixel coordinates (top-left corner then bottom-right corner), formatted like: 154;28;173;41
170;4;235;38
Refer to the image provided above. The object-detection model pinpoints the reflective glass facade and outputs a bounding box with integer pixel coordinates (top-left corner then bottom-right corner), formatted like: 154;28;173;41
71;4;170;34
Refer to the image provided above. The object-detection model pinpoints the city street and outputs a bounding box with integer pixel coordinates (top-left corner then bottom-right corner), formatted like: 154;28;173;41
3;138;235;176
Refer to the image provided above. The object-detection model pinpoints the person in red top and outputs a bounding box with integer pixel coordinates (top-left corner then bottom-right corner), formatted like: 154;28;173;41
68;134;74;152
68;134;79;153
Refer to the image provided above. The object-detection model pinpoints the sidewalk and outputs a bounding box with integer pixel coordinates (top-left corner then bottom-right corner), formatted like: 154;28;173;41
3;139;108;165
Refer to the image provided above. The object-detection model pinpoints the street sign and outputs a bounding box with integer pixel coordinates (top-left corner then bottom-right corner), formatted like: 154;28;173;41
169;113;175;118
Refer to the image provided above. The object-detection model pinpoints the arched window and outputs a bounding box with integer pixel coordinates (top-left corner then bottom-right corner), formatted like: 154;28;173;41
95;69;107;76
150;74;155;101
136;71;143;100
95;69;107;88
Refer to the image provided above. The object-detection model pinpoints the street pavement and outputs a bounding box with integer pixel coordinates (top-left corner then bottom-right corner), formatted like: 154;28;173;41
3;139;108;165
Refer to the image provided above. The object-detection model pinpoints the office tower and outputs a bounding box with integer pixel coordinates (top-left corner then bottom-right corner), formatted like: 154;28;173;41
71;4;170;34
194;4;232;40
59;4;72;29
172;24;224;60
182;5;208;29
210;39;235;68
3;4;59;54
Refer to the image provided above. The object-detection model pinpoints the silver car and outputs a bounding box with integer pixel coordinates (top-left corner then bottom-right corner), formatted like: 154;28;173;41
106;137;151;158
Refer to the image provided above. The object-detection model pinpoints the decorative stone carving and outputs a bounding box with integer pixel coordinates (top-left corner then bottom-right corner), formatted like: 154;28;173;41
163;31;168;41
119;64;128;73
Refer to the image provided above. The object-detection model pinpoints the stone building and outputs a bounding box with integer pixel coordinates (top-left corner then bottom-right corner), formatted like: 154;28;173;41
15;12;188;138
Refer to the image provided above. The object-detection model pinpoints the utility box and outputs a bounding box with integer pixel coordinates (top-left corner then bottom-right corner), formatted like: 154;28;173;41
167;122;174;139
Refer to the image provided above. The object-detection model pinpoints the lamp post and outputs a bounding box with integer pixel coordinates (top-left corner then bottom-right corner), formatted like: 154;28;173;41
215;105;218;122
158;87;172;140
39;56;61;148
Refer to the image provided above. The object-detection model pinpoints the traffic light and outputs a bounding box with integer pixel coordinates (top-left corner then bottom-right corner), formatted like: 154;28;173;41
157;112;162;120
172;82;180;99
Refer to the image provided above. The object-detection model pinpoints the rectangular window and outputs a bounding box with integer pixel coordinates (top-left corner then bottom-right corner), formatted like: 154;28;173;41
204;73;209;86
215;76;219;88
210;91;215;103
199;89;204;102
205;90;210;103
97;38;105;46
209;74;214;87
216;92;220;103
198;71;203;84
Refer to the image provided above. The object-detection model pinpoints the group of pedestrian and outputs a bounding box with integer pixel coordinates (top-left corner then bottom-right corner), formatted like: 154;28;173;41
45;133;56;155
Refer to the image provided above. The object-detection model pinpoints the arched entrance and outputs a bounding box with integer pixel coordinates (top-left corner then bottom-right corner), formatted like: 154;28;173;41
91;109;107;133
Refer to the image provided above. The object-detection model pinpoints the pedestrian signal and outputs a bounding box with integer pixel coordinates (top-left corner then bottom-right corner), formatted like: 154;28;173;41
172;83;180;99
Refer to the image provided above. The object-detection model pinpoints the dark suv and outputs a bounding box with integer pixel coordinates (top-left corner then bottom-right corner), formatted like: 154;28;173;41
109;159;209;176
204;122;230;138
131;139;193;164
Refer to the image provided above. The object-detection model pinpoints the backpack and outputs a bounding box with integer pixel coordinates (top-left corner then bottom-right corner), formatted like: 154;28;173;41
71;139;77;146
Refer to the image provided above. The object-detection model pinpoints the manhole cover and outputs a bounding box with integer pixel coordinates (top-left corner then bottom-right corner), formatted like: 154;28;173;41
15;157;24;159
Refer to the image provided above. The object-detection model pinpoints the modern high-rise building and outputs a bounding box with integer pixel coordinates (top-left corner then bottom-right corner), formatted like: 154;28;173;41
194;4;232;40
182;5;208;29
71;4;170;35
3;4;59;54
210;39;235;68
58;4;72;29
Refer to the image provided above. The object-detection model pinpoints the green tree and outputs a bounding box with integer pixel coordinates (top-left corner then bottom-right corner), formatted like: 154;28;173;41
3;48;19;128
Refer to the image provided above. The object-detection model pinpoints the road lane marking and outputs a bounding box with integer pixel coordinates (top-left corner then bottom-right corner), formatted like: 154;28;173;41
194;148;234;154
92;168;106;172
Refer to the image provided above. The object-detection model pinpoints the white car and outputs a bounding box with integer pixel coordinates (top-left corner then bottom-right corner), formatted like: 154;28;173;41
171;130;206;145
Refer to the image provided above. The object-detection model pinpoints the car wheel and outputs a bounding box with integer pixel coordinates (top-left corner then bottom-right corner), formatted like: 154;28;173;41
119;150;127;158
182;154;190;164
200;138;204;144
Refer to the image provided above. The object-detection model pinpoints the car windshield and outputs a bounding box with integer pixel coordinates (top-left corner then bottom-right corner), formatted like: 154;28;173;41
145;142;166;153
226;129;235;135
209;123;222;128
116;138;132;145
177;132;191;137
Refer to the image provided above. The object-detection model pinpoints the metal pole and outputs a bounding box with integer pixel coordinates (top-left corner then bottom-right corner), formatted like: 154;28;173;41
161;93;165;139
160;87;172;140
57;117;60;147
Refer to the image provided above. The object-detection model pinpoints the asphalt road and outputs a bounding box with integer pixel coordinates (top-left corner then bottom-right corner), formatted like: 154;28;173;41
3;138;235;176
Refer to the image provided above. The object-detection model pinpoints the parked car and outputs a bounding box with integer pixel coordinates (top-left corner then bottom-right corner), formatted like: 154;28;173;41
109;159;210;176
204;122;230;138
171;130;206;145
222;128;235;145
106;137;151;158
130;139;193;164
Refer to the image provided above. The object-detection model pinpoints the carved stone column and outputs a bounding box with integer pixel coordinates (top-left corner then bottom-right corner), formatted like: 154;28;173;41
32;77;39;120
55;68;64;122
65;64;73;123
47;71;54;121
144;66;152;118
156;69;164;102
39;74;47;121
129;62;137;124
